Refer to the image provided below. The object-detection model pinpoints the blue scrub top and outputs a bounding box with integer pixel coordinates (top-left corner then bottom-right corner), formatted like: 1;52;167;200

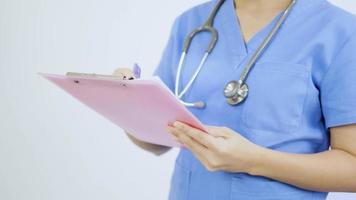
153;0;356;199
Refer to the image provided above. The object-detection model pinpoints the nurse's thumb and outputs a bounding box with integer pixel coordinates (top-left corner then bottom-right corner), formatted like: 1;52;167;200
112;67;135;80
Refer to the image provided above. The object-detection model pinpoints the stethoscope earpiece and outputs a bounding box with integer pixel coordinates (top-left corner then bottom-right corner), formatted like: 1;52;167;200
194;101;206;109
179;100;206;109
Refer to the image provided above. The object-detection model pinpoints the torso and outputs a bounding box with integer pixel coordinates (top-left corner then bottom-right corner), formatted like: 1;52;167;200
165;0;356;199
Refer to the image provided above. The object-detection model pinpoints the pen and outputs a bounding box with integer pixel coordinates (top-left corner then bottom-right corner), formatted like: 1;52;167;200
133;63;141;79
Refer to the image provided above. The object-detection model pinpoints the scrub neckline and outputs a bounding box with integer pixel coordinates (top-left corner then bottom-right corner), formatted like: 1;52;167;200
232;0;285;53
220;0;327;68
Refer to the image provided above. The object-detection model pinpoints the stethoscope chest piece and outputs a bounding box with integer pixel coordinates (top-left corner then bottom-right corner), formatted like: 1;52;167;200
224;80;248;105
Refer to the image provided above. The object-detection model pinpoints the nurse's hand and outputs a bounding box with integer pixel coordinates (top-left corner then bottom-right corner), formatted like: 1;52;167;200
166;121;262;173
112;68;136;80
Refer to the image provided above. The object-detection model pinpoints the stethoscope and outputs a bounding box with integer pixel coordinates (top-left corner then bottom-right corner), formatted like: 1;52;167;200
174;0;297;108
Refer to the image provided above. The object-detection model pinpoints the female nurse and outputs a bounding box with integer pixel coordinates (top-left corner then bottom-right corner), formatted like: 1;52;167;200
116;0;356;199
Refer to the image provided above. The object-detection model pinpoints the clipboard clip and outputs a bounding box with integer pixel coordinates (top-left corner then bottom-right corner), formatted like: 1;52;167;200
66;72;132;88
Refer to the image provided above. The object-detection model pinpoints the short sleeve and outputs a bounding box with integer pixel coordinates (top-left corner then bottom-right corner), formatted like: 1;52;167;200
320;32;356;128
152;16;182;92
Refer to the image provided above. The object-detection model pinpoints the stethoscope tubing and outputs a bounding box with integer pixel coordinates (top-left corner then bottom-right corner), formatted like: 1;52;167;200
239;0;297;83
174;0;297;108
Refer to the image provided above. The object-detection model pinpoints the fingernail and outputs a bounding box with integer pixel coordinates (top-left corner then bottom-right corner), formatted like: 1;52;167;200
173;121;181;128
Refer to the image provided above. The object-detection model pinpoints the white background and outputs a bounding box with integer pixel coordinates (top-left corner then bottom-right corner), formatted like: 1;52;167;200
0;0;355;199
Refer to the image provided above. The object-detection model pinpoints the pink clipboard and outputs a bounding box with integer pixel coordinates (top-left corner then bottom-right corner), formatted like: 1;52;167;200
39;72;207;147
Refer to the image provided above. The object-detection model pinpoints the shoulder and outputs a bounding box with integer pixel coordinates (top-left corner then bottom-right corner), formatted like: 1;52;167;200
325;1;356;22
172;1;215;33
178;1;214;21
317;2;356;87
322;1;356;35
307;1;356;63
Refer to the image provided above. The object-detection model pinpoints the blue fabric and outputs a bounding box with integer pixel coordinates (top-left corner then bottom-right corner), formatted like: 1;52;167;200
153;0;356;199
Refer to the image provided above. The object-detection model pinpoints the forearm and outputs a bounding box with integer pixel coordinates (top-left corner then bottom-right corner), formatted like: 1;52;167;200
125;132;172;156
249;147;356;192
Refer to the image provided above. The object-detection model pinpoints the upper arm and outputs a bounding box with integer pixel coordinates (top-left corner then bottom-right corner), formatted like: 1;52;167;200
321;31;356;155
320;32;356;129
330;124;356;157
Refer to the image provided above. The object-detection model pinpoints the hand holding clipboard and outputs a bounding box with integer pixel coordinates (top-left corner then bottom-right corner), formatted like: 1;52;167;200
39;64;206;148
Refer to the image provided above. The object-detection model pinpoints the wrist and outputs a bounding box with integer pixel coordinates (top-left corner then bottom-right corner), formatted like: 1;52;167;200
245;145;269;176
